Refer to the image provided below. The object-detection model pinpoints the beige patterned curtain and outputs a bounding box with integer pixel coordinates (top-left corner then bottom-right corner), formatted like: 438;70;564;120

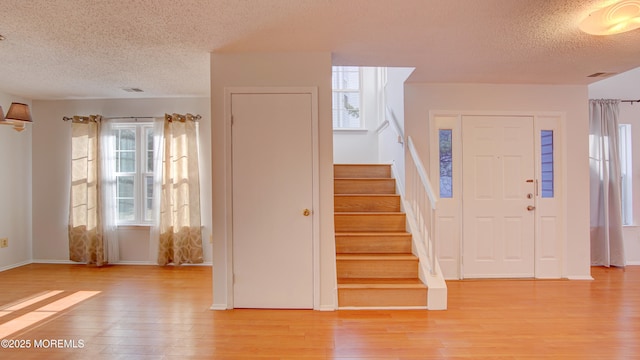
69;115;106;266
156;113;203;265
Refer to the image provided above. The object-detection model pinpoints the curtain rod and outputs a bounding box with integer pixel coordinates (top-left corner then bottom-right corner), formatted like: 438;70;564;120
621;99;640;104
62;115;202;121
62;116;159;122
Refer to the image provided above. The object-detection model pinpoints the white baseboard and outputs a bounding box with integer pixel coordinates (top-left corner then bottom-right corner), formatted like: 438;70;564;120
210;304;228;310
567;275;595;280
31;259;76;264
626;261;640;266
31;260;213;266
0;260;32;272
180;262;213;267
338;306;428;310
317;305;337;311
113;261;155;265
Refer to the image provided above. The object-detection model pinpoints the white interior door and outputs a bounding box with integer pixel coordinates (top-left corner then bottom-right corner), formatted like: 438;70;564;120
231;92;314;308
462;115;535;278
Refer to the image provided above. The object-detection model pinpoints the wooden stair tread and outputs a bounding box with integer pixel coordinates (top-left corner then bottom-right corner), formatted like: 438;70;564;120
338;284;425;290
335;232;410;236
334;178;393;181
334;194;401;212
334;164;392;179
335;194;399;196
336;254;417;261
336;232;412;254
338;278;424;285
334;179;396;195
335;212;404;215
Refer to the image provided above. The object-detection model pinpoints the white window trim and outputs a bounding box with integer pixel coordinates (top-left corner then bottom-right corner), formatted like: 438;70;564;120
332;66;364;130
112;122;154;226
620;123;633;226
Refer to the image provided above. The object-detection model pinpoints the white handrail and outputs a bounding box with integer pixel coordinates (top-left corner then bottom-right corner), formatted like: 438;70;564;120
386;106;404;140
407;137;437;210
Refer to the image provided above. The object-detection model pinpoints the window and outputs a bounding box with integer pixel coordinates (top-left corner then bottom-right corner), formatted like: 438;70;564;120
540;130;554;198
439;129;453;198
332;66;362;129
619;124;632;225
113;123;154;225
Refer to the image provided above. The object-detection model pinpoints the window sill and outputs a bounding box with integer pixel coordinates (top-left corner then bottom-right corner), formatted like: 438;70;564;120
117;225;151;230
333;128;368;134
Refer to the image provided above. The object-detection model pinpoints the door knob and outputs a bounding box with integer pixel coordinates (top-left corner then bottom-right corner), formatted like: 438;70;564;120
527;205;535;211
303;209;311;216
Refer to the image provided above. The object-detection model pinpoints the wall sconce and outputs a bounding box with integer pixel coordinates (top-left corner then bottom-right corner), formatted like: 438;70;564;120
0;102;33;132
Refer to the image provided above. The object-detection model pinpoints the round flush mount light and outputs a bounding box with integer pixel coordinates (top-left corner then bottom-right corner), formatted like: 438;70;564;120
580;0;640;35
0;34;5;41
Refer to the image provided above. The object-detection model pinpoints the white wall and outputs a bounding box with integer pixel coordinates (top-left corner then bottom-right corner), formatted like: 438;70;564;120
404;83;591;279
379;67;414;190
31;97;213;264
0;93;32;271
211;52;336;310
589;68;640;264
333;67;383;164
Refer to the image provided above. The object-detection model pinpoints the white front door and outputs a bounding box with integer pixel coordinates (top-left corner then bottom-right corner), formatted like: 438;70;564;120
462;115;536;278
231;92;314;308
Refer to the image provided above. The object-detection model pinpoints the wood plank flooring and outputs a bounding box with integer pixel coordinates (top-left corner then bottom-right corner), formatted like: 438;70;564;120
0;264;639;359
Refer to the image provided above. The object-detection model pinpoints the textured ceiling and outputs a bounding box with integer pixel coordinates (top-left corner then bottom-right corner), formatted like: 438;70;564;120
0;0;639;100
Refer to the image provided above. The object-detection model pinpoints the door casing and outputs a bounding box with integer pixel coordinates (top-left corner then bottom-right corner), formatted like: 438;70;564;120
224;87;320;308
429;111;565;280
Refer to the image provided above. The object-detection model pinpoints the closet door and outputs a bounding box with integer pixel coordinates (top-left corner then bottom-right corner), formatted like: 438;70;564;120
231;92;314;308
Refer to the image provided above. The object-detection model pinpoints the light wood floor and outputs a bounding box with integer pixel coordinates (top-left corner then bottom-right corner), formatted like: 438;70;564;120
0;264;638;359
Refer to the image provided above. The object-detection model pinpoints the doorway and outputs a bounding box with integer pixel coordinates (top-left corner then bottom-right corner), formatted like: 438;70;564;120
431;112;564;280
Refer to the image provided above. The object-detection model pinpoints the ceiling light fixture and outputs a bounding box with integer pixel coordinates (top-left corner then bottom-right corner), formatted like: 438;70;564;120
0;103;33;132
580;0;640;35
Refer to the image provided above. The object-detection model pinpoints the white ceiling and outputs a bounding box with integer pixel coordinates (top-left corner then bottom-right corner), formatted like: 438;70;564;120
1;0;639;100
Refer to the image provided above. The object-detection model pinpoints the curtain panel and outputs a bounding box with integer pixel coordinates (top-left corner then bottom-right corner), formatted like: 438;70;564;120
589;99;625;267
69;116;106;266
154;113;204;265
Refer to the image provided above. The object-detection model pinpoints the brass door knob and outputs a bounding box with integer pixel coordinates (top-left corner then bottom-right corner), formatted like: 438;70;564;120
303;209;311;216
527;205;536;211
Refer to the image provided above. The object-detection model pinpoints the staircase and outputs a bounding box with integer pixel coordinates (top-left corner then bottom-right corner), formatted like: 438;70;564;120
334;164;427;308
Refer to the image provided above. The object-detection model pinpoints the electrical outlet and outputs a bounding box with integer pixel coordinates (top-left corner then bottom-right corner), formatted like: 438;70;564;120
0;238;8;248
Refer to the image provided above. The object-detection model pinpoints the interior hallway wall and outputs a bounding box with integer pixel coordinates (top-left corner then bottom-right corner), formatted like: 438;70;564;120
210;52;336;310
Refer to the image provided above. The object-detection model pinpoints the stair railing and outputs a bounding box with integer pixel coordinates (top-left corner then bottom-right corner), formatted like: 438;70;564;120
406;136;438;276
